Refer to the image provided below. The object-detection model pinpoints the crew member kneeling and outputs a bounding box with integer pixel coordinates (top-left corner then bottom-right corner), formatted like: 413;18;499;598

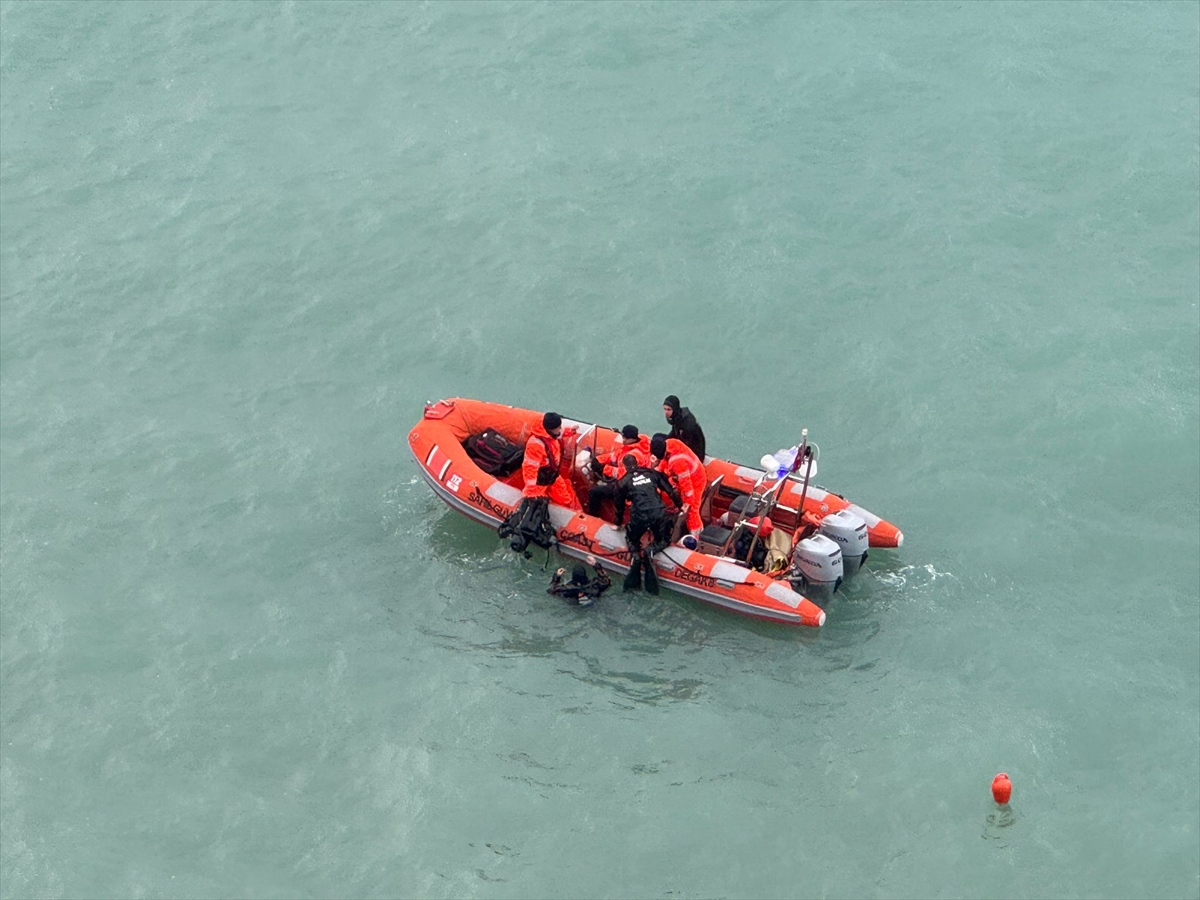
586;424;649;516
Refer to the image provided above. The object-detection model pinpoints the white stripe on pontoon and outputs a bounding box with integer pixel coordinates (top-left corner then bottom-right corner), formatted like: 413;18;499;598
595;524;625;551
765;581;802;609
548;506;577;530
788;482;828;502
710;560;751;584
485;482;524;506
438;459;451;480
659;546;693;567
425;445;438;466
847;503;881;527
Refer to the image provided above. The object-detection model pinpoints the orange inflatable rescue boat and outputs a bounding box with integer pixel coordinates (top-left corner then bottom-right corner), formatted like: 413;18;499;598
408;399;903;627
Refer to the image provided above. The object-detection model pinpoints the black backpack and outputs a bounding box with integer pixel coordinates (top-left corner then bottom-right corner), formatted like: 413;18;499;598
464;429;524;477
733;526;769;571
498;497;557;555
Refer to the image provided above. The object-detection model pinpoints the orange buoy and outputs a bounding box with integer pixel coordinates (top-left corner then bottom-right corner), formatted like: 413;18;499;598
991;772;1012;804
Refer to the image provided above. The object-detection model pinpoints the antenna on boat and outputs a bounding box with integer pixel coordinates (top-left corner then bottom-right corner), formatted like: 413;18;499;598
786;431;818;560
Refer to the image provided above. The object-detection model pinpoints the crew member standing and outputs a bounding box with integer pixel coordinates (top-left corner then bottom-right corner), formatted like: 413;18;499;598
663;395;706;460
650;433;706;535
522;411;580;510
613;454;681;592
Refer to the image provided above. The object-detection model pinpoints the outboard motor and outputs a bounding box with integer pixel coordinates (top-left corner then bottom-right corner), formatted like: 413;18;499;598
790;533;843;598
818;509;869;579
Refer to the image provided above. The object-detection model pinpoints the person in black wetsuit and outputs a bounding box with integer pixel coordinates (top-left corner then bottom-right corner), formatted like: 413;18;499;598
613;454;681;593
547;555;610;608
662;395;706;460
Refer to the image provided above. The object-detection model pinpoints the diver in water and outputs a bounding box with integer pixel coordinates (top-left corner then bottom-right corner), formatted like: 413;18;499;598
547;555;611;608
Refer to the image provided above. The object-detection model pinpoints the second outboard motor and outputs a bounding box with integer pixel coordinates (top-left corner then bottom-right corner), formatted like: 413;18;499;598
819;509;869;579
790;533;843;598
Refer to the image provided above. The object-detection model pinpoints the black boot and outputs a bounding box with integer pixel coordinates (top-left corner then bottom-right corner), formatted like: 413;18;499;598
642;551;660;595
623;557;642;592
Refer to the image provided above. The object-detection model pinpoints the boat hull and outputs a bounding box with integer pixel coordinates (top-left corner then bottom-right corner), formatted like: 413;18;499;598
408;399;904;627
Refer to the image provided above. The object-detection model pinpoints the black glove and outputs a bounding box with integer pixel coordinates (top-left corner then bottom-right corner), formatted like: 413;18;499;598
590;456;605;477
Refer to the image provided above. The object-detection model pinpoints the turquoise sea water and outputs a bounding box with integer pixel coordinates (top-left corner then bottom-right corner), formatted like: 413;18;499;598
2;2;1198;898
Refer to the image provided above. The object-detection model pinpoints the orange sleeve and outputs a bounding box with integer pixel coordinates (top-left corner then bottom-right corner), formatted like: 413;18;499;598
522;438;548;494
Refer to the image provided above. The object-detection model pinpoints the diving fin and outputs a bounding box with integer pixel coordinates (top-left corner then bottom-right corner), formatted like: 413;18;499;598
642;551;659;595
623;557;643;592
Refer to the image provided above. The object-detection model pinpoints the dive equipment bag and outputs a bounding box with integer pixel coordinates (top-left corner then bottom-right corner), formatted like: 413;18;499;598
497;497;556;554
464;429;524;477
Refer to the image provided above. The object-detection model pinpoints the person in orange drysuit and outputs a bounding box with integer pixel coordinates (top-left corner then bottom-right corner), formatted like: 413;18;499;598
596;425;651;477
586;425;650;516
522;411;580;510
650;433;707;534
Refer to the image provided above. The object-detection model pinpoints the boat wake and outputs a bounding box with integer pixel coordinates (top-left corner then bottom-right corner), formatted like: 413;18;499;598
873;563;954;589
